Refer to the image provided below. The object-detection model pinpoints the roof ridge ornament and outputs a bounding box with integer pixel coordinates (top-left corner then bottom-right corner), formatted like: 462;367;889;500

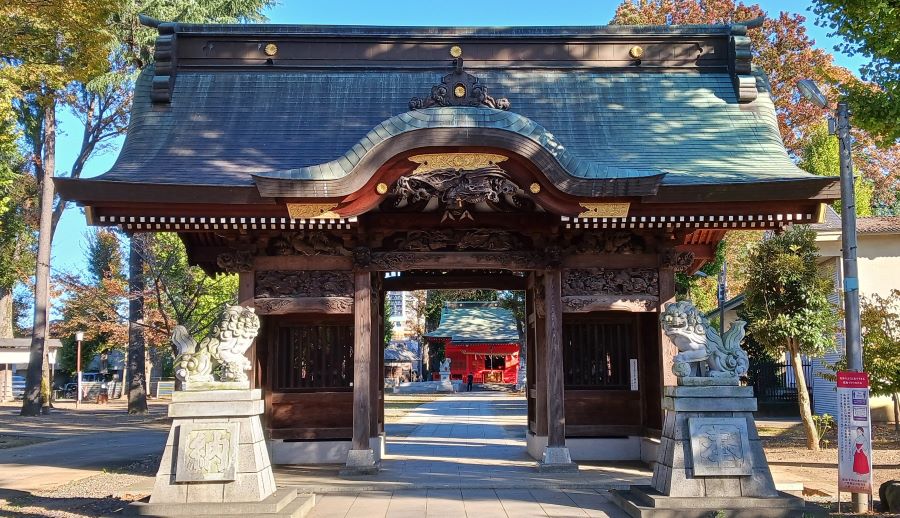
409;47;510;111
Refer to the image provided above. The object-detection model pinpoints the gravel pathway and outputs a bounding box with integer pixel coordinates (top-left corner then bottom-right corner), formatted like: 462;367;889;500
0;454;158;517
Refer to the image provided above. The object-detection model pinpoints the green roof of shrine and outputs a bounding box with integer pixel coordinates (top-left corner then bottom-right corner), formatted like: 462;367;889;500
426;302;520;344
56;23;836;204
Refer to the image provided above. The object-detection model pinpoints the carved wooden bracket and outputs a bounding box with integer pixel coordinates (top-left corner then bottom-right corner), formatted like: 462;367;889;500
660;249;696;273
409;56;510;110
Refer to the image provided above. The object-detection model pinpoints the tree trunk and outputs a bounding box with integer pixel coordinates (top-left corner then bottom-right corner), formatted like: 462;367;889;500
893;393;900;432
0;287;14;339
21;106;55;417
789;342;819;451
127;234;148;414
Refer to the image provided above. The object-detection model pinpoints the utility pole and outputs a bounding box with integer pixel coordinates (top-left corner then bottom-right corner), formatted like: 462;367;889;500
798;80;865;513
75;331;83;408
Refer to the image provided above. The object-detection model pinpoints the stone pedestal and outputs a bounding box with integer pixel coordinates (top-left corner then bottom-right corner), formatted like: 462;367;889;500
129;389;314;517
610;382;805;517
538;446;579;472
439;370;451;382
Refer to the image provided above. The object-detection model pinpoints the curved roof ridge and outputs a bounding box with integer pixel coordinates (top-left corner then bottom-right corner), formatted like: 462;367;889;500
252;107;664;182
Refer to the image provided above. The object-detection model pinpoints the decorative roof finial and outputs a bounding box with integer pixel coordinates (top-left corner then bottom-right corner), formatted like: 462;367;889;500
409;48;510;111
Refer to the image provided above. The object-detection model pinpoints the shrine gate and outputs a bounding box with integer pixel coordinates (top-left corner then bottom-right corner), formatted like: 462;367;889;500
57;22;838;470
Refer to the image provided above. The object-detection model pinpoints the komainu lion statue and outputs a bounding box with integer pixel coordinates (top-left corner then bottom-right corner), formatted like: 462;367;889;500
660;300;749;379
173;305;261;384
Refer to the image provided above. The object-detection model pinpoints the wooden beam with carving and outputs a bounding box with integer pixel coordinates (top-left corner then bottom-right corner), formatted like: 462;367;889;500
254;297;353;315
382;273;527;291
561;295;658;313
562;253;659;270
254;255;353;271
359;251;550;271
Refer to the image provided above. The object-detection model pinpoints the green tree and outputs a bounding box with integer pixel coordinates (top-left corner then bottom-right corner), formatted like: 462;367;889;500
139;233;238;350
741;226;839;450
812;0;899;146
2;0;120;416
55;228;128;373
825;290;900;431
799;122;875;216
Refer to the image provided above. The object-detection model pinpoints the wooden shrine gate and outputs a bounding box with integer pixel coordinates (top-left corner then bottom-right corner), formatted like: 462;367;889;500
237;222;685;465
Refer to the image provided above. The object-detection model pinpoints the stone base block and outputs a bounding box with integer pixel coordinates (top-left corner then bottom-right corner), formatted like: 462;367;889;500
609;485;808;518
150;391;276;505
340;448;379;475
538;447;578;472
129;488;316;517
270;437;385;465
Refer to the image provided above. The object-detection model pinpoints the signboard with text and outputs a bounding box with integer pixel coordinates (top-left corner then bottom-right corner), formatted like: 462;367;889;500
837;371;873;494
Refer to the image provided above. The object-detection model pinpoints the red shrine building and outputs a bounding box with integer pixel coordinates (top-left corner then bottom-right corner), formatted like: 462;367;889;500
426;301;521;384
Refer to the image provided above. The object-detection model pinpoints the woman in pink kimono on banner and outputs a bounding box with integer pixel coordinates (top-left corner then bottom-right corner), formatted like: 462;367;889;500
853;426;870;475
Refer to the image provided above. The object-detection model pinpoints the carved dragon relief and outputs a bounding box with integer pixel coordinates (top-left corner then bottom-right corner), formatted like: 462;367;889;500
562;268;659;297
389;229;528;252
565;231;647;255
255;271;353;298
265;231;351;257
383;164;535;222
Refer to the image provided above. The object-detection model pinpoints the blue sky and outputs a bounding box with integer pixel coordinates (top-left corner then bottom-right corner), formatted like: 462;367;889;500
49;0;865;280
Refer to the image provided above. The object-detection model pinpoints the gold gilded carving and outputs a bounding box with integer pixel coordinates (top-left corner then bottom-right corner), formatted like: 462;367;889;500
450;45;462;58
629;45;644;59
578;202;631;218
529;182;541;194
264;43;278;56
408;153;508;175
454;84;466;98
376;182;389;195
286;203;340;219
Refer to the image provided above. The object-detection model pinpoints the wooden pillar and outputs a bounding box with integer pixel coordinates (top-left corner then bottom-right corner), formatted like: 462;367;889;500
370;274;383;442
543;269;566;448
538;269;575;470
530;274;548;437
352;271;372;452
238;271;258;389
658;266;677;388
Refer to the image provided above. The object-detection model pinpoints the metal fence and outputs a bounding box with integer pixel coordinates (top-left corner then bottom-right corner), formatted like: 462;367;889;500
749;361;814;407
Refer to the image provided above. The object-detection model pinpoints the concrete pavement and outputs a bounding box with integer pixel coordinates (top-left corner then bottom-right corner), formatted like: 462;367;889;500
0;400;169;494
302;393;642;517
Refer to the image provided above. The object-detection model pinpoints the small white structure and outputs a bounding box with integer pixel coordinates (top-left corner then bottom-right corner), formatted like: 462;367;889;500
0;338;62;402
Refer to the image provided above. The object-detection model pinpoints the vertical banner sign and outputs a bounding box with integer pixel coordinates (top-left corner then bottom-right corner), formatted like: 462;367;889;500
837;371;873;494
630;359;639;391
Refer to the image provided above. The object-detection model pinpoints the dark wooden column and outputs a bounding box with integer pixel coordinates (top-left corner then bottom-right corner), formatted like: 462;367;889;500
529;274;548;437
658;266;677;388
370;274;382;441
352;271;372;451
543;269;566;448
238;271;258;389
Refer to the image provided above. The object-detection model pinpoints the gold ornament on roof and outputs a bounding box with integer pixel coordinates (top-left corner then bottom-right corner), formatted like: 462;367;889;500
408;153;509;174
375;182;389;195
629;46;644;59
578;202;631;218
264;43;278;56
450;45;463;58
529;183;542;194
285;203;341;219
454;84;466;98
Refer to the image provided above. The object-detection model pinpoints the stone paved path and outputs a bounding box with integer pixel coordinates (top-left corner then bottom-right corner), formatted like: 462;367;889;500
303;393;638;517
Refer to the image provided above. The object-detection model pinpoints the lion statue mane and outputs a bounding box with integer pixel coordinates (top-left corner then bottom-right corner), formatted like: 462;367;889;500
660;300;749;379
173;305;261;384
